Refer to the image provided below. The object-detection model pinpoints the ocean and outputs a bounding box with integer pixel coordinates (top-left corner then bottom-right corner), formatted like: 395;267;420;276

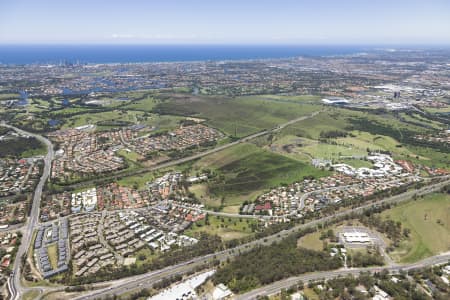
0;45;370;65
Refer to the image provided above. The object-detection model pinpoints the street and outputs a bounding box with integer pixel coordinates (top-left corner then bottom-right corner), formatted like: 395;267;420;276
71;178;450;300
1;123;54;300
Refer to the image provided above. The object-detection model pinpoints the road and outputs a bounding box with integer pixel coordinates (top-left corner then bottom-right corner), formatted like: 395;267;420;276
1;113;448;299
236;252;450;300
62;110;322;191
0;111;320;299
296;175;420;212
0;123;54;300
70;178;450;300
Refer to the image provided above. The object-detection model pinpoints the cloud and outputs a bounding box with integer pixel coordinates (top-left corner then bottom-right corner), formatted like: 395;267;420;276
111;34;135;39
110;33;198;41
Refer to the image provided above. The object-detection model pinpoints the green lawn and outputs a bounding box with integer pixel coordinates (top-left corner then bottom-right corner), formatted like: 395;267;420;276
63;110;140;128
49;106;96;118
381;193;450;263
141;114;185;132
191;143;329;207
297;230;324;251
62;109;183;132
302;142;367;159
184;215;256;241
121;96;159;111
117;171;156;190
47;244;58;269
338;131;419;158
117;149;143;162
339;158;373;168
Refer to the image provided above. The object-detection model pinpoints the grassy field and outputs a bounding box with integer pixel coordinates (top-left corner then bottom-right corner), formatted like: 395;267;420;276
281;108;428;140
276;108;449;170
339;158;373;168
190;143;329;207
0;135;47;159
27;98;53;113
280;109;353;139
144;114;185;132
184;215;256;241
302;141;367;159
49;106;96;118
153;94;322;137
62;109;183;132
399;112;445;130
121;96;159;111
117;149;143;162
20;139;48;157
338;131;420;158
239;94;322;103
0;93;19;100
23;290;41;300
268;133;373;167
297;230;324;251
117;170;156;190
303;288;320;300
381;193;450;263
47;243;58;269
404;145;450;169
63;110;140;128
133;247;159;267
423;106;450;113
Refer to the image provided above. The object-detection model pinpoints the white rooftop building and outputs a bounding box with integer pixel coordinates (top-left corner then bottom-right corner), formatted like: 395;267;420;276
213;283;233;300
342;231;372;244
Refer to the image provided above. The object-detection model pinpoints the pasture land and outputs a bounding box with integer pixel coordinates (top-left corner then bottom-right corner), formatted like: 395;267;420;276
190;143;329;208
184;215;256;241
381;193;450;263
153;94;322;137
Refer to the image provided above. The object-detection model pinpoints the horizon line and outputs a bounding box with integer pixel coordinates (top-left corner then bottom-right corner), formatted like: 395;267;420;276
1;43;450;47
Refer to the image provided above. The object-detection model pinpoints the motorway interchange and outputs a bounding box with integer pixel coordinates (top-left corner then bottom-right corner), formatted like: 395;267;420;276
2;119;450;300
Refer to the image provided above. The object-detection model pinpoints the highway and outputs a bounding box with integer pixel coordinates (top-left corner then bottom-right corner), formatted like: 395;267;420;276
236;252;450;300
0;123;54;300
0;112;320;299
1;113;448;300
71;178;450;300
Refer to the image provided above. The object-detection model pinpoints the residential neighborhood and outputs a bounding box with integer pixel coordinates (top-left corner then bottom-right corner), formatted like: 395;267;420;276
0;232;20;289
245;154;422;217
48;124;222;182
0;158;41;197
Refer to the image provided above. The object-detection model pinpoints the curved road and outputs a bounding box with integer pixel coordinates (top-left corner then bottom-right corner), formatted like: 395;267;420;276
0;123;54;300
2;113;448;299
62;110;323;191
237;252;450;299
70;178;450;300
0;111;320;299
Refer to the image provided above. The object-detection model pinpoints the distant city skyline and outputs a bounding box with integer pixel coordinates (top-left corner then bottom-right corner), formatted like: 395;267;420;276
1;0;450;45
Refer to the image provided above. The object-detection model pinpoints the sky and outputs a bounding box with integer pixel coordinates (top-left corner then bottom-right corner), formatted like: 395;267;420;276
0;0;449;45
